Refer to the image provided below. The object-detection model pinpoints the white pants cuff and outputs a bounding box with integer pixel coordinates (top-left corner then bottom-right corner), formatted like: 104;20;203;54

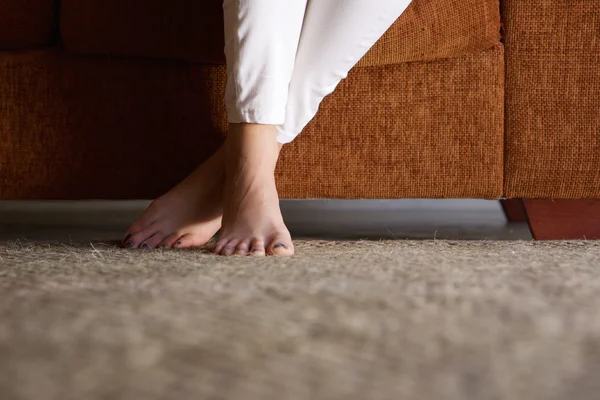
226;108;286;126
275;128;298;145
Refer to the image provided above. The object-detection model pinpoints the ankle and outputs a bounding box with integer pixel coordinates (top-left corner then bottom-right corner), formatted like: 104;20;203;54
227;123;277;145
226;123;280;169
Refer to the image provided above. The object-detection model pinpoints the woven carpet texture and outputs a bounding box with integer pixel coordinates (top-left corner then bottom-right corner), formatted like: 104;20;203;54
0;45;504;200
502;0;600;198
1;240;600;400
59;0;500;66
0;0;56;49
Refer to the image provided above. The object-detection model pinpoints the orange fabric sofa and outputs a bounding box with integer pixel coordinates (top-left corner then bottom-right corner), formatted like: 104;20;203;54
0;0;598;239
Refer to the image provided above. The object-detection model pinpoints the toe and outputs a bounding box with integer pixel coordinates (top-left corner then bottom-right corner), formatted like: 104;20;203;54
213;238;229;254
173;233;211;249
160;232;182;248
122;211;157;244
235;241;250;256
220;240;240;256
249;238;266;256
124;225;158;249
140;232;168;249
267;235;294;256
122;232;133;246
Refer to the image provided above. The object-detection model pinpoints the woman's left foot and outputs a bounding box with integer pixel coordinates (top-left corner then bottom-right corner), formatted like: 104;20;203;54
122;147;225;249
214;123;294;257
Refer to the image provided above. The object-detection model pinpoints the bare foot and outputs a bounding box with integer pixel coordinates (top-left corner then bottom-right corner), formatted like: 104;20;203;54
122;147;225;249
214;123;294;257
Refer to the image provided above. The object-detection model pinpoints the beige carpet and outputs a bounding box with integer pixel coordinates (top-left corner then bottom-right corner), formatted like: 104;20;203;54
1;240;600;400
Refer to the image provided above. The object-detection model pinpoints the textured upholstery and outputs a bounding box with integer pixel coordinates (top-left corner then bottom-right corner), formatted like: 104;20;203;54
59;0;501;66
0;0;57;49
502;0;600;198
0;50;224;199
277;45;505;199
0;46;504;199
358;0;501;66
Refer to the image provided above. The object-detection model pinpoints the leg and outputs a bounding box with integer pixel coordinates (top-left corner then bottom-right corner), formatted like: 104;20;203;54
216;124;291;256
214;0;308;256
122;0;306;251
276;0;413;143
522;200;600;240
215;0;412;256
501;199;527;223
222;0;308;125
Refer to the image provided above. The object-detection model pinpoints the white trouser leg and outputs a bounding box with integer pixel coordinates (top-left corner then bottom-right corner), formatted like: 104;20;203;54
276;0;413;144
223;0;308;125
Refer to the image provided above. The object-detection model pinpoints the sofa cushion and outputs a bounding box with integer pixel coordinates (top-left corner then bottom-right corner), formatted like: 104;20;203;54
0;46;503;199
60;0;500;66
0;0;57;49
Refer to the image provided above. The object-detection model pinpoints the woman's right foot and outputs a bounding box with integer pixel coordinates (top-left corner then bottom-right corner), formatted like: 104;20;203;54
214;123;294;257
122;147;226;249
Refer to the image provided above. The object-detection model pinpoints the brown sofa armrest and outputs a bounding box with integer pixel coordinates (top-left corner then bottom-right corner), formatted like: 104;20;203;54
501;0;600;198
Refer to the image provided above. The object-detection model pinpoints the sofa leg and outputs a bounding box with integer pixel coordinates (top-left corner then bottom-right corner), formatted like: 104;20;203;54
522;200;600;240
500;199;527;222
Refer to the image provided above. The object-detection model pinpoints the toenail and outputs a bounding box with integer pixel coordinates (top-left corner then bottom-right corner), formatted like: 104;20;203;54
126;241;134;248
176;241;182;246
141;243;150;249
123;234;132;243
252;248;262;253
273;244;287;249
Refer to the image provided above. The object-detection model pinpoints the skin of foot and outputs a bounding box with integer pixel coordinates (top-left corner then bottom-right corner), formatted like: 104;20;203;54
213;123;294;257
122;124;291;256
121;147;226;249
